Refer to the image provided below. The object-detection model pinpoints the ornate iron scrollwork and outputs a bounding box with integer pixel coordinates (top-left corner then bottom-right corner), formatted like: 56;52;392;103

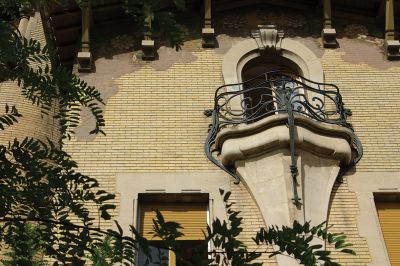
204;71;363;204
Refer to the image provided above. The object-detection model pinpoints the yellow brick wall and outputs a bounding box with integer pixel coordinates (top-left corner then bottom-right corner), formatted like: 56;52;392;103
321;49;400;172
229;180;277;265
63;41;384;264
327;178;371;265
5;8;400;265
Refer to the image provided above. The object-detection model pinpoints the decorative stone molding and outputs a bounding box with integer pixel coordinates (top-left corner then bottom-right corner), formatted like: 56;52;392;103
216;114;354;167
221;37;323;86
251;25;284;51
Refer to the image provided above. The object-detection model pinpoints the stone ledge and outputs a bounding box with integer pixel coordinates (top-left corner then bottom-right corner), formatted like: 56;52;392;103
216;114;353;167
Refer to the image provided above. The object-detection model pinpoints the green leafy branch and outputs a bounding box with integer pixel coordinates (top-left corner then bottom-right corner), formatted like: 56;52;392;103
0;104;22;130
122;0;186;50
0;137;116;264
253;220;355;266
0;19;105;141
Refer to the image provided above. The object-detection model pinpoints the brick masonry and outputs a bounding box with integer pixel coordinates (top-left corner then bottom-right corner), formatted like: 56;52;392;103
4;8;400;265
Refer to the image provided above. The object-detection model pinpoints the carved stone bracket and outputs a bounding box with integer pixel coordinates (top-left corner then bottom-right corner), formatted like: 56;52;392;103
77;51;92;72
202;0;216;48
251;25;284;52
142;40;156;60
321;28;337;48
202;27;216;48
384;0;400;59
385;40;400;60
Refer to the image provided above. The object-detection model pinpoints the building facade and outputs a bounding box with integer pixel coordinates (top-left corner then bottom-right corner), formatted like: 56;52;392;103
2;0;400;265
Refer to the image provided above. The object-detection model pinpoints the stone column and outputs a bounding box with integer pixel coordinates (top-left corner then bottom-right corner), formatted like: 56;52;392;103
321;0;337;48
384;0;400;59
202;0;216;48
77;5;93;72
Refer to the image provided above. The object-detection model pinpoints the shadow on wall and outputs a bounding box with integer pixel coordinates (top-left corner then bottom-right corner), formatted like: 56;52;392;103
73;6;397;141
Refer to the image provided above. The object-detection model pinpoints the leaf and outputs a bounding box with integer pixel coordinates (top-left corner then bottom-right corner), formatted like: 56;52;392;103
341;249;356;255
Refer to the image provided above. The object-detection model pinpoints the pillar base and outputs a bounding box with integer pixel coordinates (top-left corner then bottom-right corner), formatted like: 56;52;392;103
142;40;155;61
77;51;93;73
385;40;400;60
321;28;337;48
202;27;216;48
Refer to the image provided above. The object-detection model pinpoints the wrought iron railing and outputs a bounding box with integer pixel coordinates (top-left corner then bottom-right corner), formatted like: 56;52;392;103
204;71;363;205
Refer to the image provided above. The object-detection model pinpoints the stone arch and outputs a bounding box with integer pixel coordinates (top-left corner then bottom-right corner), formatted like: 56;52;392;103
222;38;323;85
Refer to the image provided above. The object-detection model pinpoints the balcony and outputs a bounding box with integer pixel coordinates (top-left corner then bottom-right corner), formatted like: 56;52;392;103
205;71;362;184
204;72;363;264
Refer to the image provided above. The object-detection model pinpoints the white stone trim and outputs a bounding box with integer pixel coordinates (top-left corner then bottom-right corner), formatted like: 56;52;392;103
348;172;400;266
115;172;230;234
221;38;324;85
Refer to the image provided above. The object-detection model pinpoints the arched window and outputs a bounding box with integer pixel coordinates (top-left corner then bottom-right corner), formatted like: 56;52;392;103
240;53;302;123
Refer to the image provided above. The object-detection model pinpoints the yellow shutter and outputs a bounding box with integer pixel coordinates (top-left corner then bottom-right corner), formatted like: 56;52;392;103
376;202;400;266
139;202;207;241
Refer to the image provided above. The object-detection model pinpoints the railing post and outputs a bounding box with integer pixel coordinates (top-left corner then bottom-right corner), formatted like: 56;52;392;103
202;0;216;48
384;0;400;59
77;5;93;72
142;14;156;60
321;0;337;48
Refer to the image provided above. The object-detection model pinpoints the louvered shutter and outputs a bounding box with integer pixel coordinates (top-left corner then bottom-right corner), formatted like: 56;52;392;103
139;202;207;240
376;202;400;266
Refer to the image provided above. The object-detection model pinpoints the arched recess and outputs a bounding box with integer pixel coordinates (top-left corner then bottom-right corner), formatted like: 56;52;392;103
222;38;323;86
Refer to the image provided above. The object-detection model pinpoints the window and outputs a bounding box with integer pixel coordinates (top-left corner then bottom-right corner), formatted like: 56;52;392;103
137;194;209;266
241;53;302;123
374;193;400;265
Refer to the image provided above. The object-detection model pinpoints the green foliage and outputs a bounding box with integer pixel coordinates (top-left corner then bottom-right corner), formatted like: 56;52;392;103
206;190;355;266
0;137;116;264
0;18;105;140
0;104;21;130
206;189;262;266
1;223;47;266
87;235;126;266
122;0;186;50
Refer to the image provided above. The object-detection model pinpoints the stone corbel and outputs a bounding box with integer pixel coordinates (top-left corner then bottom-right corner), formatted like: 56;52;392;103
384;0;400;59
142;39;156;60
202;0;216;48
321;0;337;48
251;25;284;52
